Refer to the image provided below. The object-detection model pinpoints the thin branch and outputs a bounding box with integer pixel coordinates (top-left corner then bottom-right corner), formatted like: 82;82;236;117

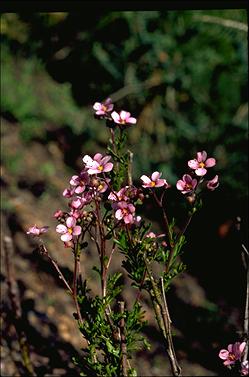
39;245;73;295
73;250;84;325
127;150;133;186
193;15;248;32
118;301;128;377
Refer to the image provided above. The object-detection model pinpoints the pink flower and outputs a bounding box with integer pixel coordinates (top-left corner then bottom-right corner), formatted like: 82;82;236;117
70;171;89;194
95;180;109;193
219;342;246;366
241;360;249;376
140;172;168;188
111;110;137;125
188;151;216;176
93;98;114;116
207;175;219;191
63;188;75;198
83;153;113;175
26;225;49;236
56;216;81;242
176;174;197;194
146;232;166;239
115;201;136;224
53;210;64;219
108;187;129;202
70;197;83;210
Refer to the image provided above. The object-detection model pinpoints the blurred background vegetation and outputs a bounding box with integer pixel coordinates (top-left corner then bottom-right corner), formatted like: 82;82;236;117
1;10;248;376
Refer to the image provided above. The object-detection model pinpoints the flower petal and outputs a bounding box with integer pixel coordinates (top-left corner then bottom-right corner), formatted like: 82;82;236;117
115;209;123;220
219;349;229;360
56;224;67;234
111;111;120;123
195;168;207;176
93;102;101;110
176;180;185;190
205;158;216;168
73;225;82;236
66;217;76;228
103;162;113;172
188;160;199;169
61;233;72;242
151;171;161;181
127;117;137;124
140;175;151;184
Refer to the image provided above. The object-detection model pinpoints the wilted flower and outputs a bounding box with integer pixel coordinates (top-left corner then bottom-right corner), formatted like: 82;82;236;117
111;110;137;125
56;216;81;242
140;171;168;188
188;151;216;176
207;175;219;191
26;225;49;236
93;98;114;116
176;174;197;194
219;341;246;366
83;153;113;175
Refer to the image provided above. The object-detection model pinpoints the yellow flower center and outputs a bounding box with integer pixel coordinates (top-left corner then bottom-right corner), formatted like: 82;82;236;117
98;165;104;171
68;228;73;234
98;184;103;191
199;162;205;168
228;353;236;361
150;181;156;187
102;105;107;111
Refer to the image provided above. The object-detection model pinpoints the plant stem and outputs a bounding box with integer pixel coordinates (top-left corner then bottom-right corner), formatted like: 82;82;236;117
145;258;182;376
118;301;128;377
73;249;84;325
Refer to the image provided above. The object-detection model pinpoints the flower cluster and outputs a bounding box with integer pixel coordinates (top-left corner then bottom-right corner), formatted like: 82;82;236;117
57;152;115;245
108;186;142;225
219;341;248;376
93;98;137;127
176;150;219;197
